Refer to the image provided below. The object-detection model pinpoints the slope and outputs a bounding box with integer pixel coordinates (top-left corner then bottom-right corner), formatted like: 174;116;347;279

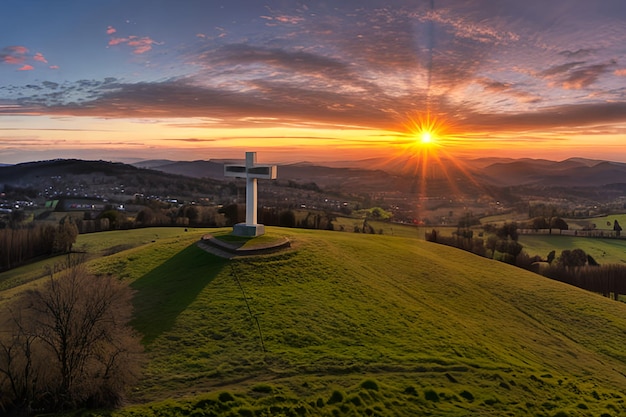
3;228;626;415
59;227;626;416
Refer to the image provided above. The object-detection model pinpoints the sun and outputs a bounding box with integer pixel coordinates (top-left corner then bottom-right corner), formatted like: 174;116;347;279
402;112;446;150
419;130;434;145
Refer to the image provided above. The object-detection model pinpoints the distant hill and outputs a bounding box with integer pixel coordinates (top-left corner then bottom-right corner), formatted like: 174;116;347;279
6;227;624;416
133;158;417;192
4;157;626;202
477;158;626;187
133;159;228;180
0;159;223;199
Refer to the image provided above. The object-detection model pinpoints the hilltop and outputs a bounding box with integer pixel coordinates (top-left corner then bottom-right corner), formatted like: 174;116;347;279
5;227;622;416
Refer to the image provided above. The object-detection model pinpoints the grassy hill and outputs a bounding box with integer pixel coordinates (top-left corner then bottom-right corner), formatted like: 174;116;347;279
3;227;626;416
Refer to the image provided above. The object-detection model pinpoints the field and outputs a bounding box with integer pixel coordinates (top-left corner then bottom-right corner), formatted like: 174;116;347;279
566;214;626;231
3;227;626;416
519;234;626;264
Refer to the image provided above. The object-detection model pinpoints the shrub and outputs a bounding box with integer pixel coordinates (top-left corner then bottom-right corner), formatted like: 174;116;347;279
328;390;344;404
360;379;380;391
424;389;439;402
251;384;274;394
459;390;475;402
218;392;235;403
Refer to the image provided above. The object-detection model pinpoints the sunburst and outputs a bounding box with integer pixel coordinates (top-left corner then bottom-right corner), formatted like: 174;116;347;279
384;112;486;226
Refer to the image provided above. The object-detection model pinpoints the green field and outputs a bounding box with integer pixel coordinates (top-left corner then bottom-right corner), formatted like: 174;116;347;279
519;234;626;264
566;214;626;231
3;227;626;416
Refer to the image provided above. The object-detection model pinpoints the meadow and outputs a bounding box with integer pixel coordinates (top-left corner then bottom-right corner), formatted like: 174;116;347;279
2;227;626;416
519;234;626;265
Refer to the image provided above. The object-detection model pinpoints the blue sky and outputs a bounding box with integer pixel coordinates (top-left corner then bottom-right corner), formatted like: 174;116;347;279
1;0;626;164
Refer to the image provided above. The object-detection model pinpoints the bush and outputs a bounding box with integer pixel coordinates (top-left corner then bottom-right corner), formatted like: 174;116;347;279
360;379;379;391
328;390;344;404
424;389;439;402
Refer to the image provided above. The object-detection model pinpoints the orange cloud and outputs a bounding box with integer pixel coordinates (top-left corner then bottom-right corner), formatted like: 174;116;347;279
107;25;117;35
108;37;127;46
615;69;626;76
2;45;28;65
49;65;59;69
2;45;56;70
33;52;48;63
127;36;159;54
4;55;25;64
108;34;161;54
8;45;28;54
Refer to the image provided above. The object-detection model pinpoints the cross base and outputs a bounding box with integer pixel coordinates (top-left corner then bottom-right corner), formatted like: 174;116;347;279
232;223;266;237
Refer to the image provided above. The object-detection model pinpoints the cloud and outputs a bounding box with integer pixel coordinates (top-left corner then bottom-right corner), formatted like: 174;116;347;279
463;102;626;132
561;63;614;89
107;27;162;54
33;52;48;63
615;69;626;76
127;36;160;54
3;55;25;65
538;60;616;90
1;45;57;70
1;45;28;65
7;45;28;55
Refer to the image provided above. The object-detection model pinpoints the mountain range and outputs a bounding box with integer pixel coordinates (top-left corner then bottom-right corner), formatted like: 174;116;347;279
2;157;626;196
130;156;626;188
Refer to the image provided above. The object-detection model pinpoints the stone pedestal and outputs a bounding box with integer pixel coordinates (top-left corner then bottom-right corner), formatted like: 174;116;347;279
233;223;266;237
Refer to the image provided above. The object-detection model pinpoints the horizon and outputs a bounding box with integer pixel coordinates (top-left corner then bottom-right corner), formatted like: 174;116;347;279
2;1;626;165
3;154;625;169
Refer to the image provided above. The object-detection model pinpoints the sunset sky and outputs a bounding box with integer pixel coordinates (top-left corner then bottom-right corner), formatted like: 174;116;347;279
1;0;626;165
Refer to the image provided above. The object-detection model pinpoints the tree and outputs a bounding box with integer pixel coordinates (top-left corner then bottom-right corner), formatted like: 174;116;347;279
495;222;518;241
0;256;143;413
218;203;241;226
614;220;623;237
135;207;156;226
558;249;587;268
550;217;569;231
54;216;78;253
529;217;549;230
278;210;296;228
99;210;121;229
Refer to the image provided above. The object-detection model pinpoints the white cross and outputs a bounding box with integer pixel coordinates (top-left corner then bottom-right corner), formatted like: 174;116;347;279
224;152;277;236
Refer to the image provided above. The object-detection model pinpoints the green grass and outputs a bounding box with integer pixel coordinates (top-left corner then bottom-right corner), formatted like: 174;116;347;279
0;227;210;295
519;234;626;264
209;229;288;249
5;227;626;416
333;216;425;239
565;213;626;230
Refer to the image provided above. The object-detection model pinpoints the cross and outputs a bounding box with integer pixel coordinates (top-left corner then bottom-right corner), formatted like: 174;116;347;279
224;152;277;236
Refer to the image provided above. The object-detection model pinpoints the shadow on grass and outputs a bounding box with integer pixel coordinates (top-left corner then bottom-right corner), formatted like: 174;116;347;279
131;244;228;344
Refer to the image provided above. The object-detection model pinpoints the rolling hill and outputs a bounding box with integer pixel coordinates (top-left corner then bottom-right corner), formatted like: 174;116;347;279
3;227;625;415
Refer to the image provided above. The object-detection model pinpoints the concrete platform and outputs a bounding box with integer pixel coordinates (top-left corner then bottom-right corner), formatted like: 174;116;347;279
198;233;291;259
232;223;265;237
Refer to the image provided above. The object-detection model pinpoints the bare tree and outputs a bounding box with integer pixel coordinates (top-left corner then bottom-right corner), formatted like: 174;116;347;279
0;255;143;413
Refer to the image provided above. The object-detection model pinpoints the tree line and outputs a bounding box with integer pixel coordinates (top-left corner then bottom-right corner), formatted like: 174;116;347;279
0;217;78;271
427;221;626;300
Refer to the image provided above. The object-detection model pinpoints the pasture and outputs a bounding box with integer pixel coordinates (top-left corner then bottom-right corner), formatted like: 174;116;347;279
3;227;626;415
